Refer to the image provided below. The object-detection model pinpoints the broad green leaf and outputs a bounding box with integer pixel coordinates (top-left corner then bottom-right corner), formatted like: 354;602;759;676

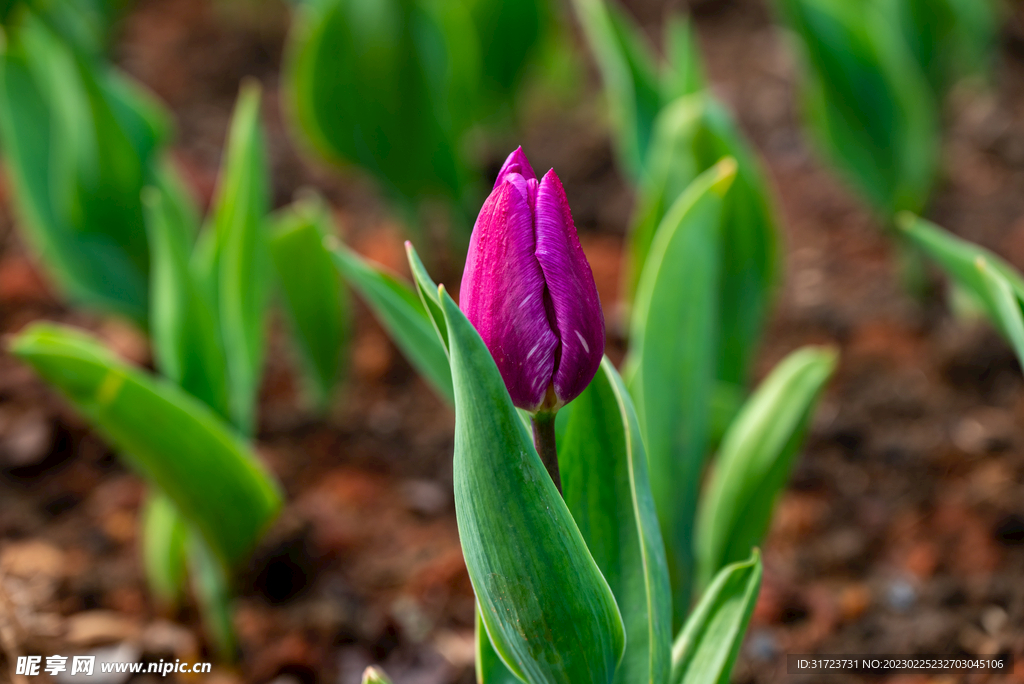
975;258;1024;369
695;347;836;588
362;667;394;684
143;185;230;421
10;323;282;567
442;289;625;684
405;241;449;353
560;357;671;684
140;490;187;611
569;0;659;179
469;0;544;95
206;81;271;434
0;18;165;326
670;551;762;684
270;197;349;410
628;159;734;629
282;0;471;207
628;96;779;386
881;0;995;97
188;532;236;660
476;606;521;684
330;242;453;404
898;213;1024;307
774;0;938;215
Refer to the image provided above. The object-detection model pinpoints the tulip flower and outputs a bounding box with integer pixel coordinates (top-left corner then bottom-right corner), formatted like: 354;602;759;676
460;147;605;491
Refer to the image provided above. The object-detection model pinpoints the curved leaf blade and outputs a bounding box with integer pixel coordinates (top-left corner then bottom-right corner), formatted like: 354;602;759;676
628;159;735;628
477;606;523;684
140;490;188;611
560;357;671;684
270;197;349;410
330;242;453;404
143;185;230;421
208;81;272;434
695;347;836;588
975;258;1024;369
9;323;282;567
442;289;624;684
670;551;762;684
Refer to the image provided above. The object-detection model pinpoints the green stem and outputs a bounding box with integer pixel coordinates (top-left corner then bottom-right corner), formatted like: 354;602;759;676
532;411;561;495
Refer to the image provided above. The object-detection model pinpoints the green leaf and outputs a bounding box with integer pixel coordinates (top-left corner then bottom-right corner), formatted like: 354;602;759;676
661;15;705;102
628;95;779;386
0;18;165;326
143;184;231;421
670;551;762;684
882;0;996;97
476;606;522;684
560;357;671;684
975;258;1024;369
282;0;471;206
695;347;836;588
569;0;661;179
898;213;1024;312
270;196;349;410
140;490;188;611
188;532;236;660
361;666;394;684
773;0;938;215
627;159;734;629
329;242;453;404
442;289;625;684
206;81;272;434
9;323;282;567
405;241;449;353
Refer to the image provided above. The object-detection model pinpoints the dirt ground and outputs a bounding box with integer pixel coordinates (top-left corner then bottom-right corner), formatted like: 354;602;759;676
2;0;1024;682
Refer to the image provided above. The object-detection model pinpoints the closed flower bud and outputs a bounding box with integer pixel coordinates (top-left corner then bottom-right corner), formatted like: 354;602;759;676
460;147;605;413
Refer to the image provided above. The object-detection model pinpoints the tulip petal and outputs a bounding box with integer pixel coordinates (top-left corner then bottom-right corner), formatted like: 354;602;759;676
494;146;537;189
461;176;557;411
535;170;605;406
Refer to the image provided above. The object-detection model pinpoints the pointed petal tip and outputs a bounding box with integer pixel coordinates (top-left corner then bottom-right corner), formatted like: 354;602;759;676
494;147;537;188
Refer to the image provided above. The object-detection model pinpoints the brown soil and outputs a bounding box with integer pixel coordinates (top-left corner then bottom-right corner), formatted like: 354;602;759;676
2;0;1024;682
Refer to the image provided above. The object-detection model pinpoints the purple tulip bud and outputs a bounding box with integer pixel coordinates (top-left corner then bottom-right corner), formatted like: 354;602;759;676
460;147;605;413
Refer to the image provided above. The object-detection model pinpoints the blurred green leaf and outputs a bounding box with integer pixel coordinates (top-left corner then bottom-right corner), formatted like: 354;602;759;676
902;214;1024;366
898;213;1024;318
143;184;231;421
670;551;762;684
330;242;453;404
270;196;349;410
627;159;734;629
283;0;473;208
469;0;544;96
661;15;705;103
976;258;1024;370
560;357;672;684
441;288;625;684
773;0;938;215
569;0;661;179
205;81;271;434
882;0;995;97
629;95;779;386
10;323;282;567
695;347;835;588
188;532;236;660
0;15;169;326
140;491;188;611
361;666;394;684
